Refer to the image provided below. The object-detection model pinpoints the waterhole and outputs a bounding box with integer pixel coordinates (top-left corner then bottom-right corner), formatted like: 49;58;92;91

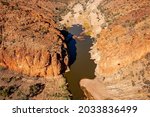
64;25;96;100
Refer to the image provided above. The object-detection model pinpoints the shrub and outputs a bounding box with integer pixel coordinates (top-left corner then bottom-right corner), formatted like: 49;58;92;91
0;66;6;71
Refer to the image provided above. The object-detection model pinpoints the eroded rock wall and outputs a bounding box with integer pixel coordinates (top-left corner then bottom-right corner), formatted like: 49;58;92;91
80;0;150;99
0;0;69;77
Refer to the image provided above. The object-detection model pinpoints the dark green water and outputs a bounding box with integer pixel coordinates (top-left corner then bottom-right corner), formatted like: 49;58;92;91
64;25;96;100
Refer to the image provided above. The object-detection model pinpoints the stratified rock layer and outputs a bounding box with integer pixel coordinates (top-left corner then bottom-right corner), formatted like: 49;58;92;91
80;0;150;99
0;0;69;77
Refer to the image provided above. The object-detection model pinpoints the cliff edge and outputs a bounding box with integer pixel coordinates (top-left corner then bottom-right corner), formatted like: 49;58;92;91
0;0;69;77
80;0;150;99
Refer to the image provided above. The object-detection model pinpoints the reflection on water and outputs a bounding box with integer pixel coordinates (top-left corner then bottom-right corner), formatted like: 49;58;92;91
64;25;96;100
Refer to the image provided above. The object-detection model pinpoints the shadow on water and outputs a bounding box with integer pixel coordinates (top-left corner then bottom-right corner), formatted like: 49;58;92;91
61;24;96;100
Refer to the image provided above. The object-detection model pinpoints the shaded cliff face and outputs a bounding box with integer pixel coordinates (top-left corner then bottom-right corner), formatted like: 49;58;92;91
80;0;150;99
0;0;69;77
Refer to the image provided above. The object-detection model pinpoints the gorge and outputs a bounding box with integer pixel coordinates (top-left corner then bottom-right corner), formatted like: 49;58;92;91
0;0;150;100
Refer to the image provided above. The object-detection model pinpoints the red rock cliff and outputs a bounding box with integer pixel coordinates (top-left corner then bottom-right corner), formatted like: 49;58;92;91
80;0;150;99
0;0;69;77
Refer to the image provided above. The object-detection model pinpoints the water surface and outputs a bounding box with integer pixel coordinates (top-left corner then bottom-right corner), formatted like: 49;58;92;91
64;25;96;100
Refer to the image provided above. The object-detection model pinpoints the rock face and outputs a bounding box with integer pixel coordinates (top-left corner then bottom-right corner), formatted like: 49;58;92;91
0;0;69;77
80;0;150;99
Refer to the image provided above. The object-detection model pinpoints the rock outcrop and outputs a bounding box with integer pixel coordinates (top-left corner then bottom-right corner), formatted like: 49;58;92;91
80;0;150;99
0;0;69;77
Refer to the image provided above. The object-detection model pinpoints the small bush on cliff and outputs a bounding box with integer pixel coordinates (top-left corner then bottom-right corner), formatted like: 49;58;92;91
1;0;9;6
0;35;3;44
0;66;6;71
0;85;18;97
29;83;45;97
122;20;136;28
